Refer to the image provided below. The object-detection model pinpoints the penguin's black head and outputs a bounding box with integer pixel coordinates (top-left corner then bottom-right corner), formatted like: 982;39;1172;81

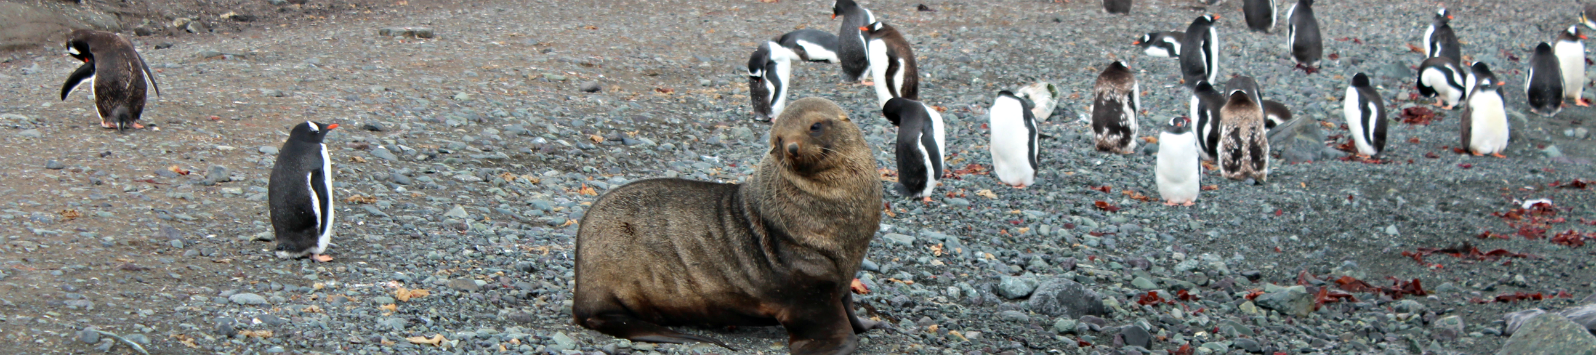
1164;116;1192;134
859;22;886;37
747;44;771;78
1350;73;1370;87
831;0;856;19
1535;42;1554;54
1200;14;1219;24
289;121;338;143
1434;8;1451;23
64;35;93;63
1563;25;1587;41
1109;60;1130;71
1134;33;1153;46
881;97;918;126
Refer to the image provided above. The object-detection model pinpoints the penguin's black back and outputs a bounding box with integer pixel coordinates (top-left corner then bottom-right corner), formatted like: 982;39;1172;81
1243;0;1273;32
64;30;158;132
1351;74;1388;153
777;29;838;62
1193;81;1226;159
1429;14;1461;67
1527;42;1565;111
834;0;873;82
269;122;334;254
1179;16;1216;87
1288;0;1321;65
1103;0;1132;14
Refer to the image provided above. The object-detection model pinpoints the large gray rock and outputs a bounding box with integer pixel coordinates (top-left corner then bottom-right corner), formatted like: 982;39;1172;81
1504;309;1548;335
0;2;120;50
1497;313;1596;355
1559;303;1596;333
1254;285;1313;317
995;275;1038;299
1027;278;1107;318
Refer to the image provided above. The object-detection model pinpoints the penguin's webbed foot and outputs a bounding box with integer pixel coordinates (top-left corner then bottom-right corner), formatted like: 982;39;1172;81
1491;153;1507;158
858;80;875;86
1164;200;1180;206
311;254;334;262
1182;201;1195;207
1470;151;1484;156
131;122;145;129
1579;98;1593;107
921;196;933;203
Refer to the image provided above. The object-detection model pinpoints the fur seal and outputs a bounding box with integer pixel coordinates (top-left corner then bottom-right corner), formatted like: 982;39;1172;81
572;97;884;354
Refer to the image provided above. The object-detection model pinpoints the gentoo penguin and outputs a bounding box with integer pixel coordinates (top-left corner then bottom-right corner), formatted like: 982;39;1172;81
776;29;841;64
1134;31;1185;58
1343;73;1389;157
1218;86;1270;182
882;98;947;201
1092;61;1140;154
1415;57;1469;109
1104;0;1132;14
989;91;1040;188
1179;14;1221;86
861;21;919;108
1224;76;1265;118
832;0;876;83
1554;26;1588;106
1189;80;1226;161
1242;0;1276;33
1424;8;1461;67
60;29;160;132
1584;3;1596;30
1285;0;1322;69
1015;82;1061;121
1461;62;1510;157
269;121;339;262
1156;117;1200;206
747;41;798;121
1527;42;1565;117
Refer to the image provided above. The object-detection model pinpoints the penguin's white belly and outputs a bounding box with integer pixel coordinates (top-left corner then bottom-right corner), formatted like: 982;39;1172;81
988;104;1035;187
1420;68;1463;106
867;39;893;108
796;40;840;63
1143;46;1172;58
772;59;793;117
1469;94;1510;155
1555;42;1586;99
1343;86;1377;155
1156;133;1200;203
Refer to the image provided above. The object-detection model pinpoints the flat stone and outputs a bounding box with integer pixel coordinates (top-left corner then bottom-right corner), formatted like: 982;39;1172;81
999;310;1029;323
228;293;268;305
1117;325;1151;348
1027;278;1107;318
371;147;398;161
1497;313;1596;355
1254;285;1312;317
1131;276;1158;290
443;205;470;220
580;81;602;93
448;279;480;292
378;26;434;38
882;233;914;247
996;275;1039;299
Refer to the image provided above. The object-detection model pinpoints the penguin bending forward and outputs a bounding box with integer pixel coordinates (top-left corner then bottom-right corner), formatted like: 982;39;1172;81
989;91;1040;188
776;29;841;64
1092;61;1140;154
1134;31;1185;58
1189;80;1226;161
1461;62;1509;157
270;121;339;262
882;98;947;201
1416;57;1469;110
748;42;799;121
61;29;160;132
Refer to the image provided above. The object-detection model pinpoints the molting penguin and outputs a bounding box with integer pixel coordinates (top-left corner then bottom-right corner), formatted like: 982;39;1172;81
832;0;876;83
1461;62;1509;157
1104;0;1132;14
269;121;339;262
1554;26;1588;106
1134;31;1185;58
1424;8;1461;67
1092;61;1140;154
1243;0;1276;33
60;29;160;132
862;21;919;108
1179;14;1221;86
882;98;946;201
989;91;1040;188
1156;117;1200;206
1218;83;1269;182
1285;0;1321;69
777;29;841;63
1415;57;1469;109
1189;80;1226;161
1343;73;1389;157
1527;42;1565;117
748;42;798;121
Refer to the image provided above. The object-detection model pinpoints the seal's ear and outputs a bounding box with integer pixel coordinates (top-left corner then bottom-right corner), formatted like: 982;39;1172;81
837;113;850;122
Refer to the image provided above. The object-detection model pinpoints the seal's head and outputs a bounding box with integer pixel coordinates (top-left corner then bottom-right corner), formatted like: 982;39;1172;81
769;97;864;175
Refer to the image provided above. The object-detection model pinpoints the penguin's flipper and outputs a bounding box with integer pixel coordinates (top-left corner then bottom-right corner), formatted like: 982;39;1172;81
60;61;94;101
134;50;160;96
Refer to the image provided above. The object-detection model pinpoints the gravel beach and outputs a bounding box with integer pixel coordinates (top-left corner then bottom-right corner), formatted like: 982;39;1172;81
0;0;1593;354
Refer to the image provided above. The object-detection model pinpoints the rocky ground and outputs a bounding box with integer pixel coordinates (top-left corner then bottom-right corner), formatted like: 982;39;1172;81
0;0;1594;354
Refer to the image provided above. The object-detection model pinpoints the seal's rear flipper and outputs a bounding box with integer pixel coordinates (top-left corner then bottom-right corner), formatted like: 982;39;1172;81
844;293;890;333
579;313;737;350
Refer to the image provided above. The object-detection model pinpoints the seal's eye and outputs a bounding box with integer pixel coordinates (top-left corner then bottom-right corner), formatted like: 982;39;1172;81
810;122;823;133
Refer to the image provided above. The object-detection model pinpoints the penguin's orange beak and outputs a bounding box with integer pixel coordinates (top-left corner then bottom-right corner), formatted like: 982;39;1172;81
1133;40;1142;45
326;124;339;130
1446;15;1453;20
1497;81;1506;86
1212;14;1220;20
1582;34;1589;40
859;26;869;31
831;14;837;19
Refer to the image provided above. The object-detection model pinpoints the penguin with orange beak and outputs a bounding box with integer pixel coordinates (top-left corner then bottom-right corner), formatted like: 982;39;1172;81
831;0;875;84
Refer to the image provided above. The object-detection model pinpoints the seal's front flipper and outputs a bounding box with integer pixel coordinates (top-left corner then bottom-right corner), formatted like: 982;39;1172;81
843;293;889;333
579;313;737;350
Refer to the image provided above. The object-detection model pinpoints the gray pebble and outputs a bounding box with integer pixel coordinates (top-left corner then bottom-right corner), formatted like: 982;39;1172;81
44;160;64;169
580;81;602;93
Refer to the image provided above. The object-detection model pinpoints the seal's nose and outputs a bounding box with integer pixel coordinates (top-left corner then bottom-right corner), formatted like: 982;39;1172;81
786;142;800;156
